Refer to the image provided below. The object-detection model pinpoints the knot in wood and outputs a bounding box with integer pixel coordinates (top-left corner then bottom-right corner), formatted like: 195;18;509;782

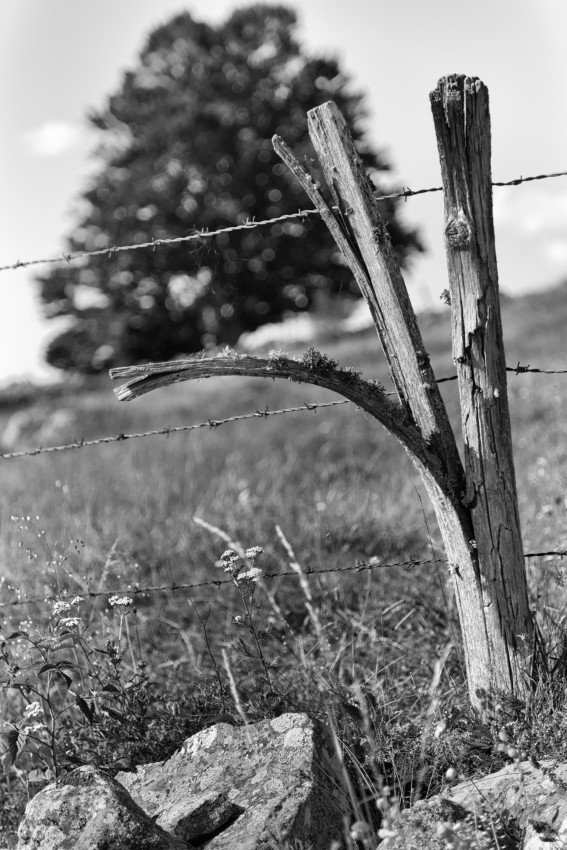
445;217;471;249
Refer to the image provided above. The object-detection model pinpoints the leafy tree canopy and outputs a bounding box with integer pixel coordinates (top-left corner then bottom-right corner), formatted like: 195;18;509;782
38;4;422;373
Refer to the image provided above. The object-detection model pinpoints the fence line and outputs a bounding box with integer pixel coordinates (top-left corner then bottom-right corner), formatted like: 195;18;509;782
2;168;567;275
1;360;566;461
1;547;565;610
0;399;351;460
436;363;567;384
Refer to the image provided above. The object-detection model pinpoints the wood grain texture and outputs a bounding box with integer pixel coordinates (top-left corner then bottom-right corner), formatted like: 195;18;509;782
111;353;439;483
301;102;507;712
431;74;534;705
110;89;534;717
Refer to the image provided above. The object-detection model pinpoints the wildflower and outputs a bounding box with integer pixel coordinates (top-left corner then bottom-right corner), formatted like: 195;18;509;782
25;722;46;733
109;595;133;608
52;601;71;617
24;702;43;719
245;546;263;561
233;615;245;627
59;617;80;628
220;550;240;564
350;820;373;845
70;596;84;606
219;550;241;575
237;568;263;583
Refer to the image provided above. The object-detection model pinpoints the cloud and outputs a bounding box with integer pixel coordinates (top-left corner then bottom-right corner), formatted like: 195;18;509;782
493;185;567;271
23;120;84;157
493;185;567;237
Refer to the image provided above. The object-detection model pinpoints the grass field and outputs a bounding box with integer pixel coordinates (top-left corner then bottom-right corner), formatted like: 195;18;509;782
0;282;566;843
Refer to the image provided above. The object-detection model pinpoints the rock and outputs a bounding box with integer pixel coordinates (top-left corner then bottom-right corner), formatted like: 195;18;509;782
117;712;349;850
16;714;349;850
387;797;515;850
387;759;567;850
17;765;189;850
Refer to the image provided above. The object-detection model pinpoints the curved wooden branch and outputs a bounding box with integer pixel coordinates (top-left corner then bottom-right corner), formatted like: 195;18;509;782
110;351;445;483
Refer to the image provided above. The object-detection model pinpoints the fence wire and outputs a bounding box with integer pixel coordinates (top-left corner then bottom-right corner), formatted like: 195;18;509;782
2;168;567;274
1;360;566;462
1;548;565;610
0;399;351;460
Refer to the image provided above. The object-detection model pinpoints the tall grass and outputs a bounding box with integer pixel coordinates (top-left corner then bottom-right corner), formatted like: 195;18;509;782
0;284;566;845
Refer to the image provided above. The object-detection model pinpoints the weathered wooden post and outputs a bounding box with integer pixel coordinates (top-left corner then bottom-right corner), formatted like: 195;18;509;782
301;93;534;714
110;76;534;718
430;74;534;703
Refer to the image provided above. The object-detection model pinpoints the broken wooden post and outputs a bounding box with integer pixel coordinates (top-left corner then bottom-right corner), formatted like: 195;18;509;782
292;101;498;714
110;84;535;718
430;74;534;703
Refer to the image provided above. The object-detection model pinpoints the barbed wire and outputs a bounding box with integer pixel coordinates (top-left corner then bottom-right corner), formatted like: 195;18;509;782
0;210;320;274
508;362;567;375
436;362;567;384
2;168;567;274
0;399;351;460
1;547;565;610
1;359;566;461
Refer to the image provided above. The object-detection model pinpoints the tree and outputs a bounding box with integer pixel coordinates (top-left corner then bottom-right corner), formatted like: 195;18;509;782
38;4;422;373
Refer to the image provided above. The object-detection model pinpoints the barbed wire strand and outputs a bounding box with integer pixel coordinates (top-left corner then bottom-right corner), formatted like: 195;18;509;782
0;399;351;460
1;168;567;274
2;358;567;461
1;547;565;610
436;363;567;384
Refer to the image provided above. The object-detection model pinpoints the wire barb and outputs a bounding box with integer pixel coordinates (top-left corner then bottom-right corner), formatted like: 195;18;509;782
2;168;567;274
2;356;567;461
0;399;351;460
0;548;564;609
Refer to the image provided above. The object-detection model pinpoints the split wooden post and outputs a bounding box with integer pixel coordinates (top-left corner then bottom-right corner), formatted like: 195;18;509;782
110;83;535;717
295;97;533;713
430;74;534;699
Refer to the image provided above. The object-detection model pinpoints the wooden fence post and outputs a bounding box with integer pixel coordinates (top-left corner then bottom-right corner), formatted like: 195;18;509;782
430;74;534;701
111;86;535;718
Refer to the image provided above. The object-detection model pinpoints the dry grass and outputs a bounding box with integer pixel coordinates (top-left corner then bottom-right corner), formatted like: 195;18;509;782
0;283;566;846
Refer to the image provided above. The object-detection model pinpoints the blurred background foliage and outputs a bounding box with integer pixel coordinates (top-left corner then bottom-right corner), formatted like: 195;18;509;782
37;3;422;374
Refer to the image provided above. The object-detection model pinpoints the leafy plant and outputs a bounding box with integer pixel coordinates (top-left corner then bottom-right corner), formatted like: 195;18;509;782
0;594;148;780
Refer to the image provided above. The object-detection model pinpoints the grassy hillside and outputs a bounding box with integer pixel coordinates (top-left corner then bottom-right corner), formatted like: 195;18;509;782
0;283;566;842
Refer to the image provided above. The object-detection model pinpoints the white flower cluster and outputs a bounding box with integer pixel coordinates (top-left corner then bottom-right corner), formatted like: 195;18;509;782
59;617;81;628
219;549;241;575
109;595;133;608
237;567;263;583
53;597;83;619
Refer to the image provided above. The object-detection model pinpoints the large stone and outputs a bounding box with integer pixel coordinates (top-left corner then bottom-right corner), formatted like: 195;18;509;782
17;766;188;850
117;712;349;849
387;759;567;850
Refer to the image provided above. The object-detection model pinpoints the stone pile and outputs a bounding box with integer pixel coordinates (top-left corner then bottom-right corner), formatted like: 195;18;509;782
17;713;350;850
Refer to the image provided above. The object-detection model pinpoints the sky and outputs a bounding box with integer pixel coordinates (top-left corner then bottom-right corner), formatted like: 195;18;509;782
1;0;566;384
